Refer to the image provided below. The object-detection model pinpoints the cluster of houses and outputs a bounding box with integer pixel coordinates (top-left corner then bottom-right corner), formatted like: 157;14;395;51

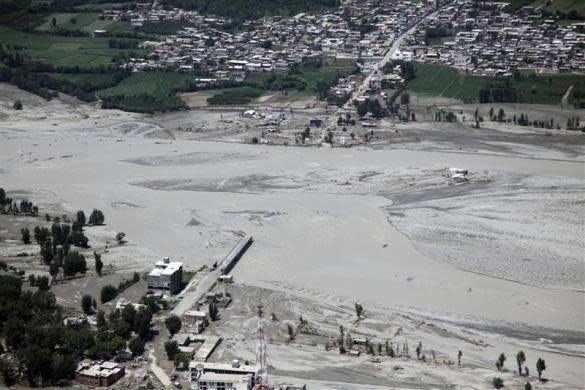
402;0;585;75
113;0;435;89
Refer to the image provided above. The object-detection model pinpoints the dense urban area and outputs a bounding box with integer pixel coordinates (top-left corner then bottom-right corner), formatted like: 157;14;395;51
0;0;584;389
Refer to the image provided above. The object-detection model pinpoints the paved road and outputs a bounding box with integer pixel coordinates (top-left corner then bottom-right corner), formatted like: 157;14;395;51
150;235;252;387
149;349;172;388
171;268;221;316
346;10;439;108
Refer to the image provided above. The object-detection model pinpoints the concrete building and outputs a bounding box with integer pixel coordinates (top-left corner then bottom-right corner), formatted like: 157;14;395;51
193;372;253;390
190;361;256;390
75;361;125;387
147;257;183;295
184;310;209;334
115;298;146;312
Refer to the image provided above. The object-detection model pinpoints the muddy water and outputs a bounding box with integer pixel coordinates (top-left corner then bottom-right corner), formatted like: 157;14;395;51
2;137;584;334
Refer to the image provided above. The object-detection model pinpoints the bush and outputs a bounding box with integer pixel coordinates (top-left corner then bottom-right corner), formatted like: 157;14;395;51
164;315;182;336
100;285;118;303
81;294;93;314
63;251;87;276
13;100;22;110
129;336;145;356
207;88;263;105
88;209;105;225
164;341;178;360
492;377;504;389
21;228;31;244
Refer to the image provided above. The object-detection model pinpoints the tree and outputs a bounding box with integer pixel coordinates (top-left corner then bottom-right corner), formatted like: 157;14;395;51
81;294;93;314
369;99;384;118
134;308;152;340
0;357;18;387
122;303;136;325
492;377;504;389
165;315;182;336
174;352;191;369
401;93;410;105
115;232;126;244
536;358;546;380
129;336;145;357
315;80;330;100
21;227;31;244
516;350;526;375
497;108;505;122
100;285;118;303
88;209;105;225
496;353;506;371
355;303;364;319
76;210;86;226
458;350;462;366
38;276;50;291
416;342;422;359
525;382;532;390
164;341;179;360
13;100;22;110
287;323;296;341
357;101;368;117
94;252;103;276
63;251;87;276
51;17;57;27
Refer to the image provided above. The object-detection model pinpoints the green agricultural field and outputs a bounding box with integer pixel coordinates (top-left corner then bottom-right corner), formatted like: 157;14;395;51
207;87;264;105
544;0;585;16
0;27;148;67
245;57;357;100
406;63;585;105
36;13;116;32
74;2;137;11
406;63;485;101
568;81;585;108
47;73;121;89
97;72;195;113
427;35;456;46
96;71;196;98
140;20;198;35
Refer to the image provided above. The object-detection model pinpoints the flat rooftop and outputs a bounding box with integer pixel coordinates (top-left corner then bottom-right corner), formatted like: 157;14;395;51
148;260;183;276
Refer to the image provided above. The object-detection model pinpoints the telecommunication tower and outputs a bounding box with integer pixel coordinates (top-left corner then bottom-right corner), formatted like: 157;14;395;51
255;305;269;389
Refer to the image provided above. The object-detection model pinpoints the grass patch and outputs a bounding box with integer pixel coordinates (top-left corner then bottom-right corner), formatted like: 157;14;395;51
544;0;585;16
139;20;197;35
74;2;137;11
97;71;196;97
568;81;585;108
427;35;455;46
182;271;195;285
46;72;122;90
207;87;264;105
406;62;585;105
0;26;148;67
244;57;357;101
96;71;195;112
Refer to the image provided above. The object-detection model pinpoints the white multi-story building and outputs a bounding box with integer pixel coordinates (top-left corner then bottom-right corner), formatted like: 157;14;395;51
147;257;183;295
190;361;256;390
193;373;252;390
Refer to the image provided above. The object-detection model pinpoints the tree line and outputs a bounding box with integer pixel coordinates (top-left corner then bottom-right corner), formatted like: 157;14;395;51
0;44;131;103
0;275;94;387
0;189;39;216
100;273;141;304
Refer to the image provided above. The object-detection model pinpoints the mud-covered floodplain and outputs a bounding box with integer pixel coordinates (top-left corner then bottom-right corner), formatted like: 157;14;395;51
1;84;584;388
